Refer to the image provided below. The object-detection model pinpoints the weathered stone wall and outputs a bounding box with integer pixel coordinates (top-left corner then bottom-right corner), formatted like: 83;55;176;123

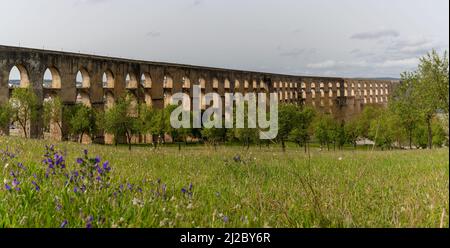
0;45;399;142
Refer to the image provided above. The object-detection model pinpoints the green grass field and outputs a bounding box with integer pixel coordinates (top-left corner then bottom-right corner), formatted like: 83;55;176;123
0;136;448;228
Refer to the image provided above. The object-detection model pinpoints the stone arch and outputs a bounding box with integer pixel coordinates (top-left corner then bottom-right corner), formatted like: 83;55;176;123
301;88;306;99
328;85;333;97
144;92;152;106
260;80;268;93
212;77;219;89
344;82;348;96
163;75;174;106
311;83;316;99
43;67;61;89
163;75;174;89
8;64;30;88
182;76;191;89
126;92;139;117
140;73;152;88
126;72;138;89
42;93;62;141
244;80;249;89
76;92;91;107
102;70;115;88
76;68;90;88
224;78;231;89
199;78;206;109
104;91;115;110
234;79;240;90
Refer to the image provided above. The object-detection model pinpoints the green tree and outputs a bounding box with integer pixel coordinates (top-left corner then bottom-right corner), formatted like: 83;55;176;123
0;103;12;135
356;104;382;141
43;96;63;137
138;103;157;146
289;106;316;152
345;118;359;149
312;113;335;150
9;87;39;138
413;121;428;149
68;104;98;144
390;71;421;149
368;109;404;150
412;50;449;149
278;103;301;151
103;95;140;150
335;121;346;150
432;117;447;148
226;102;258;149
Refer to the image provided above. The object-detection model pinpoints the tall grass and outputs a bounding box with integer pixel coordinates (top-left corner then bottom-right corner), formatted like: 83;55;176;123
0;136;448;228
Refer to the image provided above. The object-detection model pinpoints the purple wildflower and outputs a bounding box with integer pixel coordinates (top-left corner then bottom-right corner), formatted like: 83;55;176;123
83;149;88;156
74;187;79;193
12;178;20;187
17;162;26;170
60;220;68;228
223;216;229;223
181;188;187;194
32;181;40;191
102;161;111;172
86;216;94;228
4;184;12;191
76;158;84;164
94;156;101;164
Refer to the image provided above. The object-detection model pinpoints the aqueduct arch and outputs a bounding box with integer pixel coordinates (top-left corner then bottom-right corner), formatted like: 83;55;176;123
0;45;398;142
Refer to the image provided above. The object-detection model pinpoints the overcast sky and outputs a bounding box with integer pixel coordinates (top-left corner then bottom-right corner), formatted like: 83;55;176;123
1;0;448;79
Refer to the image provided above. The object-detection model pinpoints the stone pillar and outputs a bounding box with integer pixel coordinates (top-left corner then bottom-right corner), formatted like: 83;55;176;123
0;65;9;135
28;66;44;139
150;67;165;109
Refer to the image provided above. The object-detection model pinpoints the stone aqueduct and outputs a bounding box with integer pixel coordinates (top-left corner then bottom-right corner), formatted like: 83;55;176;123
0;45;399;143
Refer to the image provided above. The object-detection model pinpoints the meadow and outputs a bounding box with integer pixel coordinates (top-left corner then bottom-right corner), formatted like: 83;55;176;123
0;136;448;228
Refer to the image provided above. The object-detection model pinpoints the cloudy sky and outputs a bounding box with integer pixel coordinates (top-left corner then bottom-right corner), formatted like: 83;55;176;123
1;0;448;79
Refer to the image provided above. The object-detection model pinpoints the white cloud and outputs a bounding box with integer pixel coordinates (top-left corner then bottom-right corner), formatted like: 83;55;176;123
306;60;337;69
376;58;419;68
351;29;400;40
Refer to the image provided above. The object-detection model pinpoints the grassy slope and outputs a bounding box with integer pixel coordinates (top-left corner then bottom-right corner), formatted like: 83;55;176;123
0;136;448;228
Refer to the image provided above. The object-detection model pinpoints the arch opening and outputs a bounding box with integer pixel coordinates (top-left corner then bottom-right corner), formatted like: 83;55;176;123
102;70;115;88
140;73;152;88
8;65;30;88
76;68;90;88
126;73;138;89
